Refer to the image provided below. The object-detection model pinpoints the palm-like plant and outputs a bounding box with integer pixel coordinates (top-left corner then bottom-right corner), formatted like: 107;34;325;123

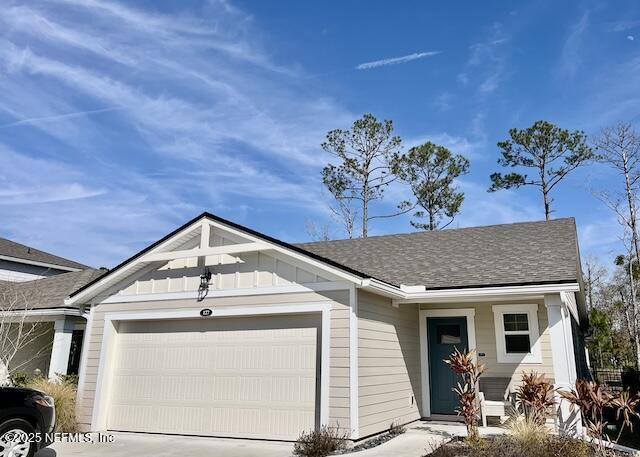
559;379;640;456
610;390;640;442
515;372;556;425
444;348;485;442
559;380;611;438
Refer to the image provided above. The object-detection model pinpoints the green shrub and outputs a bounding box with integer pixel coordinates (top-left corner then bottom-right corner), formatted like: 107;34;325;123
27;378;78;432
9;370;40;387
293;425;349;457
56;373;79;386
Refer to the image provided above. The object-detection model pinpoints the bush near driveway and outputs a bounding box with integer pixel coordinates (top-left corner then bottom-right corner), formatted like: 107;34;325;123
293;425;350;457
9;370;39;387
27;377;79;433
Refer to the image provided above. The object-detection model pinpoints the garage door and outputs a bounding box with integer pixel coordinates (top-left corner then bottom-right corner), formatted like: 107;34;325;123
106;314;320;440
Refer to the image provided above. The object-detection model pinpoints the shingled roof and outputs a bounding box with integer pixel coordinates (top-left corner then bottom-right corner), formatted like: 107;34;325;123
0;236;90;270
0;269;106;310
296;218;580;290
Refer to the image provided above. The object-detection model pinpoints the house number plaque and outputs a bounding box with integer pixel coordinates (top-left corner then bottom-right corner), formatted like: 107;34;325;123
200;308;213;317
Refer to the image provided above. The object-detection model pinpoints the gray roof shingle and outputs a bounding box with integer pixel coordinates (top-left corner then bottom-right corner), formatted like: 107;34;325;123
295;218;580;289
0;269;106;310
0;237;90;270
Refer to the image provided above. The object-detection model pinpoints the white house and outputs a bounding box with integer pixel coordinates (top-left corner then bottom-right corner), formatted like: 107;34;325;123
66;212;589;441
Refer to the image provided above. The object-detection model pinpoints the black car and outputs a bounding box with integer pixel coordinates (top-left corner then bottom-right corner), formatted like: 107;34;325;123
0;387;55;457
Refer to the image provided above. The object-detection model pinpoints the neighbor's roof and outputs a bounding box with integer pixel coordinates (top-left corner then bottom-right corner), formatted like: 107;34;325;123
296;218;580;290
0;269;106;310
0;236;90;270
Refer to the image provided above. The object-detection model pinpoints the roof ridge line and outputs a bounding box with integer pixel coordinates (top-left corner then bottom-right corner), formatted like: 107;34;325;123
296;217;576;245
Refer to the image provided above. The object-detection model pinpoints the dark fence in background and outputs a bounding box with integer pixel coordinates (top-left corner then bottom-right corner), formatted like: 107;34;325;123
591;368;624;391
590;367;640;395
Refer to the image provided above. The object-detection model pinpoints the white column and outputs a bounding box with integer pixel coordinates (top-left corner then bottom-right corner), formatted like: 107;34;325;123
545;294;582;435
48;317;74;380
0;361;9;386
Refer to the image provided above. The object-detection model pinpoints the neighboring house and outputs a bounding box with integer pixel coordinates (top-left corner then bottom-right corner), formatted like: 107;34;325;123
0;236;89;281
66;212;588;441
0;236;101;381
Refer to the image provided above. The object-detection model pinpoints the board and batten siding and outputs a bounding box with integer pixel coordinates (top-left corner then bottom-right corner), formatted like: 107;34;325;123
76;290;351;433
357;291;421;438
419;299;555;394
113;251;330;297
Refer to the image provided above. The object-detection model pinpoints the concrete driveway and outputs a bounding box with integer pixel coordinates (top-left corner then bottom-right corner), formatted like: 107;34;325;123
34;422;503;457
35;432;294;457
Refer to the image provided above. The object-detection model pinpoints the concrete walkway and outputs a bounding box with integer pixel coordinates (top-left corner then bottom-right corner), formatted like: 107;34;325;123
353;422;505;457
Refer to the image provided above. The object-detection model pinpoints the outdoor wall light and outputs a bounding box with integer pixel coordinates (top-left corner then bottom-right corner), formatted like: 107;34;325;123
197;267;212;301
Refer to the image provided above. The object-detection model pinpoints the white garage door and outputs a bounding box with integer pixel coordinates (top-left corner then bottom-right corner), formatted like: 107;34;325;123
106;314;320;440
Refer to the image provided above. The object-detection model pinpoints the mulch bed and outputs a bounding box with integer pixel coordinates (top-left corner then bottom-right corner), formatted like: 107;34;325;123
428;436;634;457
333;428;405;454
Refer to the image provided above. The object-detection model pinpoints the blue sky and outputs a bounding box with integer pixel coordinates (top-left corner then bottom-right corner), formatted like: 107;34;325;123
0;0;639;268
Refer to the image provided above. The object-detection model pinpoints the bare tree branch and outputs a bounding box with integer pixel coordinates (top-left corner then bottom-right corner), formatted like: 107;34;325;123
0;281;50;385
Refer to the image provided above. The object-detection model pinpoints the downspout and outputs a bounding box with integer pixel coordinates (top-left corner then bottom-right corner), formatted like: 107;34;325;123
560;293;577;383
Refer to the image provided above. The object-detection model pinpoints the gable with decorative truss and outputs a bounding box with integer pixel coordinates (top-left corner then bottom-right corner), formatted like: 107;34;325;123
67;213;364;305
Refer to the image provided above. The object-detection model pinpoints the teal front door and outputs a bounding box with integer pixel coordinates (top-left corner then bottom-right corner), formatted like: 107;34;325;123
428;316;468;415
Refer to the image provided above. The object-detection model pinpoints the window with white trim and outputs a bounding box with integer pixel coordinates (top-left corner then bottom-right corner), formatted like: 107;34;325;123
492;304;542;364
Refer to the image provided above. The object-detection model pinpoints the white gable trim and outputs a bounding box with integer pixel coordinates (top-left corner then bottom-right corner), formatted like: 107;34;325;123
66;215;369;306
66;218;205;305
203;218;366;284
142;242;270;262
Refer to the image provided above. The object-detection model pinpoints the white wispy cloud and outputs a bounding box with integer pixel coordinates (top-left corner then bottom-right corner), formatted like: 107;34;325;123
355;51;440;70
433;92;453;112
570;54;640;131
0;184;106;204
628;35;635;41
610;20;640;32
0;0;356;266
558;11;589;79
403;132;484;160
461;23;509;96
453;180;542;228
0;106;120;128
0;145;107;205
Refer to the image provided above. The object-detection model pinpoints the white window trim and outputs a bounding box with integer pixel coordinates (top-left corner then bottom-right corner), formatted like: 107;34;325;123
492;304;542;364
